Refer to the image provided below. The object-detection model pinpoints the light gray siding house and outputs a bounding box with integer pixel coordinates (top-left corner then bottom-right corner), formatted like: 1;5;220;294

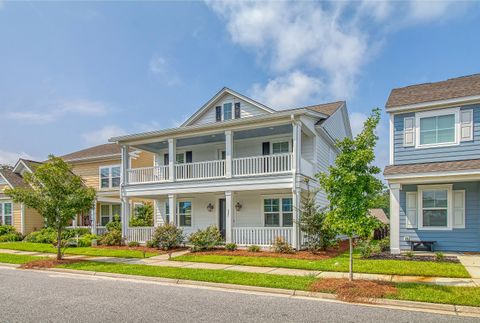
110;87;352;248
385;74;480;253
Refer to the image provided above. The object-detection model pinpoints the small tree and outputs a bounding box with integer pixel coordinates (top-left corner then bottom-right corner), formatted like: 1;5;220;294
299;179;337;253
318;109;383;281
129;203;154;227
5;156;96;260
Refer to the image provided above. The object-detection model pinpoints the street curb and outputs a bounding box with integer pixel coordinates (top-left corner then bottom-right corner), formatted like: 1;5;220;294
25;266;480;318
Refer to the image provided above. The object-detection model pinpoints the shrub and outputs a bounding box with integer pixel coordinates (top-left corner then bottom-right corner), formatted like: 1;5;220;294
435;252;445;261
106;215;122;232
378;237;390;252
25;228;57;244
78;234;98;247
0;225;17;236
152;223;184;250
225;243;237;251
128;241;140;247
63;228;90;239
248;245;261;252
404;251;414;258
272;236;294;254
100;229;123;246
0;232;22;242
146;240;156;248
189;225;223;252
357;239;382;258
129;203;154;227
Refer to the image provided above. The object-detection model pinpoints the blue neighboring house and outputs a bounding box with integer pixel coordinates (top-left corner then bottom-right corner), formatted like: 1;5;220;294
384;74;480;253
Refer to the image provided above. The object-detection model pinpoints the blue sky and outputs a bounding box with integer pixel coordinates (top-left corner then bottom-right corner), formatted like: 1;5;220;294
1;1;480;172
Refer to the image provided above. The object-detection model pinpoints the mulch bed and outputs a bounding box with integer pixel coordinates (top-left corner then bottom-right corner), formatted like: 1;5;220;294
366;252;459;263
192;240;349;260
92;246;187;255
20;259;84;269
310;278;397;303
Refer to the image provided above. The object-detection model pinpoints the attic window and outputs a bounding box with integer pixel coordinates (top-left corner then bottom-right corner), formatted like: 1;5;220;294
216;102;241;122
223;103;232;120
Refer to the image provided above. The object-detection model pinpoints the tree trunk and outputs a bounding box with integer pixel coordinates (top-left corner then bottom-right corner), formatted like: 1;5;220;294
349;237;353;281
57;228;62;260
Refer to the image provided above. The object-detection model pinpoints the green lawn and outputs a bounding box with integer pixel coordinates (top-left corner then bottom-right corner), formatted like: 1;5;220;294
174;252;470;278
60;261;480;307
0;253;45;264
0;242;159;258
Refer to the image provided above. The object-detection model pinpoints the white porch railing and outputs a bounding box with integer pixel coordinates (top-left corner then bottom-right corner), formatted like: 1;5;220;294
126;227;155;243
128;166;169;184
96;226;107;236
233;153;293;177
175;160;225;181
232;227;293;246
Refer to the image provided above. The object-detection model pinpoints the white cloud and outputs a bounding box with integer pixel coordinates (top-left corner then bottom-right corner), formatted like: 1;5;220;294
81;125;126;146
251;71;323;109
408;0;459;21
7;99;109;124
0;150;39;166
149;55;181;86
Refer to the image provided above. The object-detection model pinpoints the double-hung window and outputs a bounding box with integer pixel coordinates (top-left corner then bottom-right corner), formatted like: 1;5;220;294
419;114;455;145
272;142;289;154
264;198;293;227
100;204;121;226
178;201;192;227
419;186;450;229
223;102;233;120
0;202;13;225
100;165;121;189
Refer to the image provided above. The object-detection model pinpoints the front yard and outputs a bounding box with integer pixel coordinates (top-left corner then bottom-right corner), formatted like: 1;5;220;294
173;251;470;278
0;242;160;258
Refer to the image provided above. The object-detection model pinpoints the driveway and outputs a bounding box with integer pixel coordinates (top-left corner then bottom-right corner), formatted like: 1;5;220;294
0;266;477;323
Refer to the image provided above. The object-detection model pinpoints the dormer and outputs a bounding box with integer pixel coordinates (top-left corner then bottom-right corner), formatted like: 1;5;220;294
12;159;40;176
181;87;275;127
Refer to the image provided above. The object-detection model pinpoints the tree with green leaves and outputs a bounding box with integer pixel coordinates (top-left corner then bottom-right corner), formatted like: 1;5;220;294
318;108;384;281
129;203;154;227
5;156;96;260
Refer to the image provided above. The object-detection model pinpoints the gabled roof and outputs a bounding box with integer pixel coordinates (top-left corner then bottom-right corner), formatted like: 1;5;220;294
181;87;276;127
0;166;29;189
386;73;480;109
299;101;345;116
60;143;121;162
369;208;389;225
12;159;42;174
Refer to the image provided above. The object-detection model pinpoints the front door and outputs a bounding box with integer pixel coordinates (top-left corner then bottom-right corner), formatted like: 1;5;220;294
219;198;226;239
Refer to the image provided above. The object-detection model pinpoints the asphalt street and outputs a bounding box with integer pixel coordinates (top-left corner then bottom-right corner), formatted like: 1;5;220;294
0;266;477;323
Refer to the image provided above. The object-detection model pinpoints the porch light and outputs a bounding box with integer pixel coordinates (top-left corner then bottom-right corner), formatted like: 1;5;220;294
207;203;214;212
235;202;242;211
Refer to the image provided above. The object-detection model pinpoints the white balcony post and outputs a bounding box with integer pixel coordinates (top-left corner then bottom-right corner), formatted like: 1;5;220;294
121;145;130;185
168;194;177;225
389;183;401;254
90;201;97;235
225;191;233;243
225;130;233;178
72;217;77;228
121;197;130;240
292;121;302;179
292;188;301;250
168;139;176;182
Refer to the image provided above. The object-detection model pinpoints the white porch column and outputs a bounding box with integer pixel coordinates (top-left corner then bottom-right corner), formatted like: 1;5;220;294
225;130;233;178
225;191;233;243
389;183;401;254
121;145;130;185
72;217;77;228
168;194;177;225
90;201;97;234
292;121;302;178
292;188;301;250
121;197;130;240
168;138;176;182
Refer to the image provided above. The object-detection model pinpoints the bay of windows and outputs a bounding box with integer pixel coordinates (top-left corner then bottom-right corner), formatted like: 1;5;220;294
0;202;12;225
100;166;121;189
264;198;293;227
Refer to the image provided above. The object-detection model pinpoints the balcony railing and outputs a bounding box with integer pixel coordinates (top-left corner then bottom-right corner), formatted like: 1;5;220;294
232;227;293;246
175;160;226;181
128;165;169;184
233;153;292;177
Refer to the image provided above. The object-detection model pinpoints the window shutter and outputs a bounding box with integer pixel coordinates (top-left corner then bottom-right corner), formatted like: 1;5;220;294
262;142;270;155
453;190;465;229
186;151;193;163
163;153;169;165
234;102;241;119
403;117;415;147
215;106;222;122
460;110;473;141
405;192;417;228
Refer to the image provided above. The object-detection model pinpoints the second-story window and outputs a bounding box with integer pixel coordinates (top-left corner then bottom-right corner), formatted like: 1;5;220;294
100;165;121;189
223;102;232;120
272;142;289;154
420;114;455;145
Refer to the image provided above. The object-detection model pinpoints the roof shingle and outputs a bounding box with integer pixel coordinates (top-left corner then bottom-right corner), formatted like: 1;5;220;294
386;74;480;108
0;167;28;188
384;159;480;176
60;143;121;162
296;101;345;116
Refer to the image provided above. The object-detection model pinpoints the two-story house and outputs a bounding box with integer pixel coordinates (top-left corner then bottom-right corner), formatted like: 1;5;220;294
110;87;352;248
385;74;480;253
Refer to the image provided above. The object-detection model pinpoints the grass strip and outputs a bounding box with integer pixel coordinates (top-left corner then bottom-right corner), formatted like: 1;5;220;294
0;242;158;258
0;253;45;264
59;261;480;307
174;253;470;278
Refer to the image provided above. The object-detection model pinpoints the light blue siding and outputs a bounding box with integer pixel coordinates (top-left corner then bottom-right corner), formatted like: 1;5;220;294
393;104;480;165
399;182;480;252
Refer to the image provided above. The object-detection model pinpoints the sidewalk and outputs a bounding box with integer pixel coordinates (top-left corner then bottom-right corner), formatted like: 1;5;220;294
2;248;479;287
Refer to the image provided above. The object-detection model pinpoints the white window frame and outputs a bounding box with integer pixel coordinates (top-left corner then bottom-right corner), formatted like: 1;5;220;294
99;164;121;189
0;201;13;226
270;140;291;155
415;108;460;148
177;200;192;227
418;184;453;231
133;202;144;216
263;196;293;227
99;203;121;226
